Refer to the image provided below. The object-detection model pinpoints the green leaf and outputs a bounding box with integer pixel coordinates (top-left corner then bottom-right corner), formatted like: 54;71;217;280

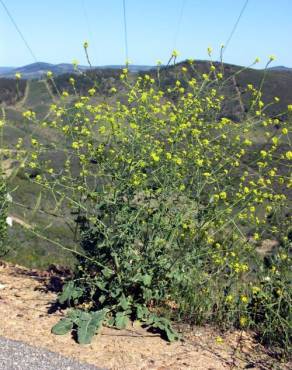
119;295;130;310
67;309;83;323
58;281;83;305
51;318;73;335
145;315;179;342
101;268;114;278
142;274;152;287
136;304;149;320
115;312;129;329
99;294;106;304
164;327;179;342
77;310;106;345
106;316;115;327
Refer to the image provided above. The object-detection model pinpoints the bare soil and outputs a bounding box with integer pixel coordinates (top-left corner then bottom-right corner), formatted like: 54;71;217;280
0;261;288;370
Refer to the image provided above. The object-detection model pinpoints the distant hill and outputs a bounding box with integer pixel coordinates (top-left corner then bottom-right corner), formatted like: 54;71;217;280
49;60;292;121
0;67;15;74
268;66;292;72
151;60;292;121
0;62;154;79
1;60;292;120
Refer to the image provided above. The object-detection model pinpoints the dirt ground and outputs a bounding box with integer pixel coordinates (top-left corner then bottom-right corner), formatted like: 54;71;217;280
0;261;289;370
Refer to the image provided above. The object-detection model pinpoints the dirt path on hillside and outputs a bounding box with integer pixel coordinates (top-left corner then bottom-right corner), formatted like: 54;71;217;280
0;262;288;370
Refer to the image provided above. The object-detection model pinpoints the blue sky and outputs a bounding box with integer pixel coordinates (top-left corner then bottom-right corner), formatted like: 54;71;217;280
1;0;291;68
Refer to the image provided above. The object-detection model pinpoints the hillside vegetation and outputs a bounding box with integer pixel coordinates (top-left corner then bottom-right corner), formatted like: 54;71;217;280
0;78;27;105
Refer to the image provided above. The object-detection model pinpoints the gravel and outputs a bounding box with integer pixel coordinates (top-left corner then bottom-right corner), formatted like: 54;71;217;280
0;337;106;370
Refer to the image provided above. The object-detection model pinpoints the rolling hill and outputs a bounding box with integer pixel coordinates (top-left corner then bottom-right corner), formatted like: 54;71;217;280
0;62;154;79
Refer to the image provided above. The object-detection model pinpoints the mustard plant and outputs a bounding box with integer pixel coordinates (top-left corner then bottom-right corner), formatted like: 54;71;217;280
16;55;292;352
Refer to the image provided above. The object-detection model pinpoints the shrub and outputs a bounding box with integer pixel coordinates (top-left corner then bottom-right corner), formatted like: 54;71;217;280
22;59;291;352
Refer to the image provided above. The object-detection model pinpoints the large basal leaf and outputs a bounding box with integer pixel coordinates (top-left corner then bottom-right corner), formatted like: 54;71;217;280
58;281;83;304
115;312;129;329
118;295;130;310
136;304;149;320
77;310;106;344
51;318;73;335
145;315;179;342
164;326;179;342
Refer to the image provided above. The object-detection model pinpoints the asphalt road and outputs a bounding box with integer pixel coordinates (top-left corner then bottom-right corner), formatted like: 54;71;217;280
0;337;106;370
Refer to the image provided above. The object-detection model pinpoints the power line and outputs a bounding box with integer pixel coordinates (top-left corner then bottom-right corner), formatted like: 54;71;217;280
0;0;38;63
81;0;94;41
81;0;97;61
223;0;249;54
122;0;129;63
173;0;187;50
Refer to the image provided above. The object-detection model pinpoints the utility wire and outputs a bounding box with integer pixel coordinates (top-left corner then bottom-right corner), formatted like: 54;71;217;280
122;0;129;63
223;0;249;54
81;0;97;62
173;0;187;50
0;0;38;62
81;0;93;42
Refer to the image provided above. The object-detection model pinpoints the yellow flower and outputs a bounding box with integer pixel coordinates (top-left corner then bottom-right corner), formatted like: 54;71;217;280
47;71;53;78
72;142;79;149
22;110;35;119
243;139;252;146
83;40;89;49
252;286;261;294
253;232;260;241
269;55;276;61
282;128;288;135
171;50;179;58
215;336;223;344
243;186;250;194
239;316;247;327
288;104;292;111
226;294;233;303
150;152;160;162
285;151;292;160
15;72;22;79
166;152;172;160
88;88;96;96
219;191;227;200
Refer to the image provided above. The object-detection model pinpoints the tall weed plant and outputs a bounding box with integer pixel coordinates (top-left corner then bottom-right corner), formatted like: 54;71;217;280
12;49;292;352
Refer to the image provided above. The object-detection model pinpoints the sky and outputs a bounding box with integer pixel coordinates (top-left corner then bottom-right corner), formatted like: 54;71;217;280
1;0;291;68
